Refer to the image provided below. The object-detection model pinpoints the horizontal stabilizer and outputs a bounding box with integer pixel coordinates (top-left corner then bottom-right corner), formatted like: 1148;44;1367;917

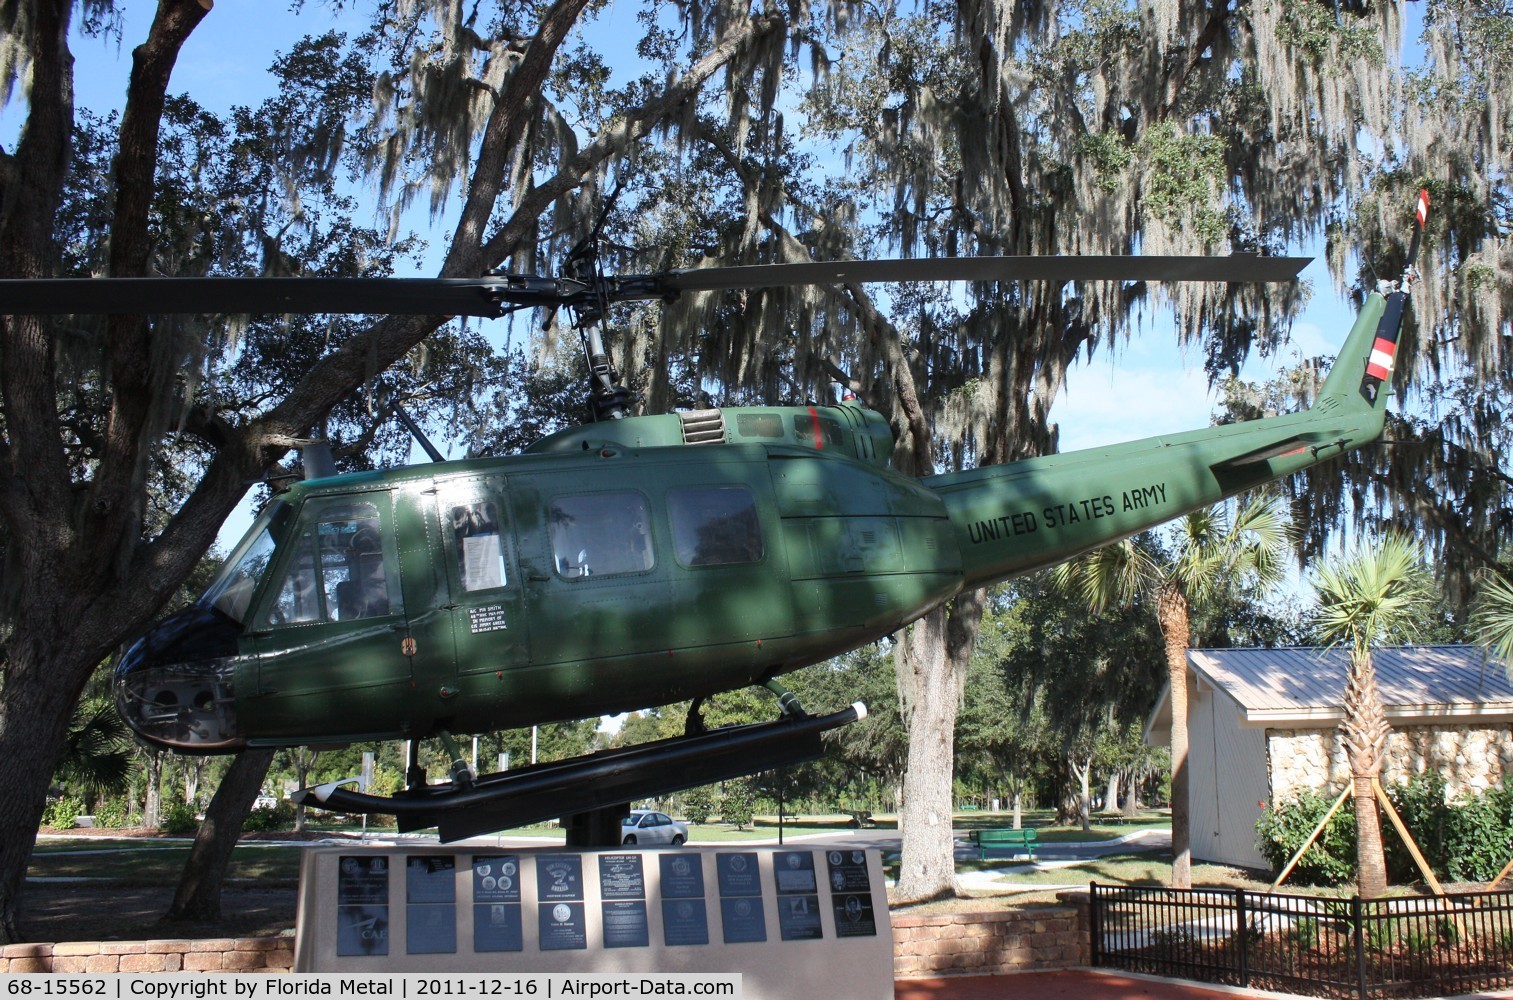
1211;430;1352;470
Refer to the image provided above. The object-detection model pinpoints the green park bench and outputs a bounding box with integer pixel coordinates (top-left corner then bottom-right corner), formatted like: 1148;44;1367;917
971;827;1039;861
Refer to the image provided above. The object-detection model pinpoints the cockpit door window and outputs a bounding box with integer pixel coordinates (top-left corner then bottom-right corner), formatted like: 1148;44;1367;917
265;501;399;626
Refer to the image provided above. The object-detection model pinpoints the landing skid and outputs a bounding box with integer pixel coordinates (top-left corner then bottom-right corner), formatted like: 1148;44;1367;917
294;702;866;843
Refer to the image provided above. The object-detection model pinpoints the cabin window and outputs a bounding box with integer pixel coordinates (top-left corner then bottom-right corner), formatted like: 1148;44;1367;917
736;413;784;438
792;413;847;449
268;502;395;624
549;492;654;578
668;486;764;566
450;499;507;591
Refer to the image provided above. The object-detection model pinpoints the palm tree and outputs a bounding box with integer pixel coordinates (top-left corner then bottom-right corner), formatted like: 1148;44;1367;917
1053;496;1289;883
56;698;137;812
1053;495;1291;888
1471;572;1513;671
1311;534;1433;899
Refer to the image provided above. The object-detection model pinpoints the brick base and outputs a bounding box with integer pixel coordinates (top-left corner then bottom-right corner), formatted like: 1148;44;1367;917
3;892;1093;978
0;937;294;973
891;891;1091;979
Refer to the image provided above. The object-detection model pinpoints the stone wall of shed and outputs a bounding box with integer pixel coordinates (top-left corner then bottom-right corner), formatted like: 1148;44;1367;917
1267;723;1513;799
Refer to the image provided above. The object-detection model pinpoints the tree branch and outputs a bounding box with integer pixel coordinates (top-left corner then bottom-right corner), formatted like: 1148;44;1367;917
1155;0;1230;122
0;0;78;541
444;0;594;277
481;13;788;267
89;0;213;549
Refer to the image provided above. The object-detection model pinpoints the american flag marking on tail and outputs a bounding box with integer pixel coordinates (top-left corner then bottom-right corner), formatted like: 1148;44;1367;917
1366;336;1397;381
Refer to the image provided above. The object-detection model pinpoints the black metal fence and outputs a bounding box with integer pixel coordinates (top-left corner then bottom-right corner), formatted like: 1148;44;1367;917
1090;883;1513;999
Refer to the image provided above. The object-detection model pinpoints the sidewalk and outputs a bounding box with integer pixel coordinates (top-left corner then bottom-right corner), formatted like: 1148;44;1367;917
895;969;1299;1000
954;827;1173;893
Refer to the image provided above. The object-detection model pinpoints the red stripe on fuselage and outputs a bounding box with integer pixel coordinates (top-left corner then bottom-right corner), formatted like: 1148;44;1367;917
807;406;824;450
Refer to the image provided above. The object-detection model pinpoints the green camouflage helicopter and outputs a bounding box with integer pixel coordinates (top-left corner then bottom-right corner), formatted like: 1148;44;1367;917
1;192;1429;842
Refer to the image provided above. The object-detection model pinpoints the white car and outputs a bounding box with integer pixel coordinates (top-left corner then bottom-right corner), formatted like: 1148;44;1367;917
621;809;688;846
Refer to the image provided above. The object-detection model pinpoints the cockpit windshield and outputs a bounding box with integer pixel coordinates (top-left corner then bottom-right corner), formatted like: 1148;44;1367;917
199;501;289;625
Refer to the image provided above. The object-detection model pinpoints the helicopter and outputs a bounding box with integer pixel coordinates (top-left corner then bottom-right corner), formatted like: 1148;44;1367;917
0;191;1429;842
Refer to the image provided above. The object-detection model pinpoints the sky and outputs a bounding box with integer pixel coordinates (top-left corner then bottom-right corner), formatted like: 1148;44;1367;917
1;2;1367;551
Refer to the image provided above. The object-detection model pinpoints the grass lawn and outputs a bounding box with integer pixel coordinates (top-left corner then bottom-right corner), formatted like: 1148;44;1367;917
28;842;305;884
25;809;1175;901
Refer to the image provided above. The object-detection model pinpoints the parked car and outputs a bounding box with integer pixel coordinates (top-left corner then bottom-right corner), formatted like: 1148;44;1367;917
621;809;688;846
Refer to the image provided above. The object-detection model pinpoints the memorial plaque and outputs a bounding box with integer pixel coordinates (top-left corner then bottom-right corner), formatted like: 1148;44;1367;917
773;851;817;894
660;898;709;946
473;902;523;952
538;901;587;951
407;900;457;954
715;852;761;897
659;853;705;899
337;856;390;957
719;895;767;944
338;855;389;905
471;855;521;904
831;892;878;938
598;854;645;900
825;849;873;894
406;856;456;955
336;903;389;957
601;900;650;949
407;855;456;903
776;893;823;941
536;854;584;901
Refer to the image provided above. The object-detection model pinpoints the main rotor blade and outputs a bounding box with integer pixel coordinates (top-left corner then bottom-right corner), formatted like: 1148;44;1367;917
658;254;1311;292
0;276;582;316
0;254;1309;317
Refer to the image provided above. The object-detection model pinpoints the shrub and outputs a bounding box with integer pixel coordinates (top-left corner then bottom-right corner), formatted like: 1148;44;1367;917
93;798;132;829
1255;789;1358;886
243;801;295;832
1441;784;1513;882
161;801;199;835
682;785;716;825
1265;779;1513;888
42;795;85;830
1294;916;1319;950
721;779;756;830
1403;927;1434;956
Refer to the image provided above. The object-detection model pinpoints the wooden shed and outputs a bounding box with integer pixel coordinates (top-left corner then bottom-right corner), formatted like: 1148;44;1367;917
1146;644;1513;872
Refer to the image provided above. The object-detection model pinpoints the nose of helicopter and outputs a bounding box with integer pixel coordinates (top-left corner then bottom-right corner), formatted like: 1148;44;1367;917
114;605;246;752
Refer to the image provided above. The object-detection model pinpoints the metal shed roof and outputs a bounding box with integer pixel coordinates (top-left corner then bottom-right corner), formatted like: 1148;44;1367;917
1187;644;1513;726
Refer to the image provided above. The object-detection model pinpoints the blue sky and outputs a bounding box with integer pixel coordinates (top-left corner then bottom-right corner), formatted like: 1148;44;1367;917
3;3;1368;548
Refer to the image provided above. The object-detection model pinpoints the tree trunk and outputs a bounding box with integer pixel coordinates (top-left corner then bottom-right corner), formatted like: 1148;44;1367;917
1352;774;1388;899
1012;788;1022;830
165;749;275;922
1156;586;1194;888
184;758;202;809
143;751;163;830
1124;772;1141;816
1105;773;1120;817
893;606;964;903
292;749;318;833
1342;649;1391;898
1071;754;1093;832
0;655;89;942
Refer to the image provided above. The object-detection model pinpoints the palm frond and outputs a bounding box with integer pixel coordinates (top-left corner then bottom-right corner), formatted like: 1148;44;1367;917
1471;572;1513;678
1311;533;1434;657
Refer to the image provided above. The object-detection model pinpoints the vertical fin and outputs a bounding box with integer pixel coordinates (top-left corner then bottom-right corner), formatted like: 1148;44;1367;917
1318;188;1429;413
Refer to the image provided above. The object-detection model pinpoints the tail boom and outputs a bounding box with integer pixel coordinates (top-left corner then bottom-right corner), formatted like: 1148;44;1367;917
927;290;1401;591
